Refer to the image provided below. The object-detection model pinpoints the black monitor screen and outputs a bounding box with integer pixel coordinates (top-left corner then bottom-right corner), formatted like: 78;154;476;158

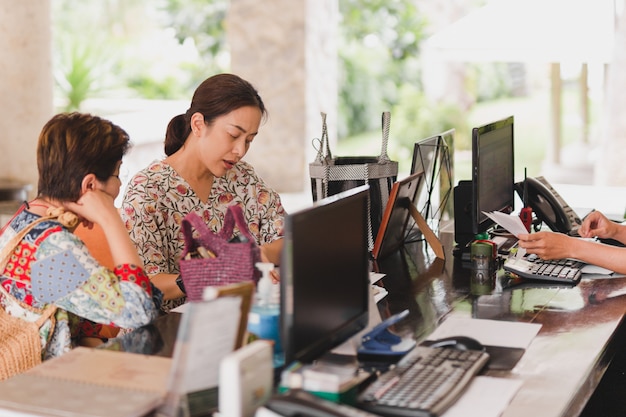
472;116;515;235
280;185;370;366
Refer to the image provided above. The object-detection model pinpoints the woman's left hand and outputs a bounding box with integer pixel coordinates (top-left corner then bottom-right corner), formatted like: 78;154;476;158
260;248;280;283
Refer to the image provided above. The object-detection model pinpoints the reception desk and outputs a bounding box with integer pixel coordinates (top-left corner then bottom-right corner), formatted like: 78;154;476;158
100;221;626;417
373;224;626;417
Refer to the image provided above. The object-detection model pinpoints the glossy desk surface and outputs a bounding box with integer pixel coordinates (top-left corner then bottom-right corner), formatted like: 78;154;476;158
102;223;626;417
374;225;626;417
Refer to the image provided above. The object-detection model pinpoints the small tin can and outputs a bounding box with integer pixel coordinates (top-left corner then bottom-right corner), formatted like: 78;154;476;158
470;240;497;295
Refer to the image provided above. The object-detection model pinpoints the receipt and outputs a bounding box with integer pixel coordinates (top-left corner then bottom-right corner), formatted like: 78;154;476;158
482;211;529;237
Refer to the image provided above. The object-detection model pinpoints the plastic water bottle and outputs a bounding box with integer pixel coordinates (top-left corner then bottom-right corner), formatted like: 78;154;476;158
247;262;283;367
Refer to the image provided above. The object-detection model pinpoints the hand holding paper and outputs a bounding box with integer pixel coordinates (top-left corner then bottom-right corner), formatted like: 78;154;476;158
482;211;529;237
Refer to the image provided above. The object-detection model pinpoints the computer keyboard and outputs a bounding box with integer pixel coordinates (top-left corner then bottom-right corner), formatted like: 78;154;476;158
504;254;584;284
356;345;489;417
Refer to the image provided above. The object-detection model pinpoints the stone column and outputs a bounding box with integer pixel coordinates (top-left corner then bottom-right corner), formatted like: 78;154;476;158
596;8;626;186
227;0;338;193
0;1;53;199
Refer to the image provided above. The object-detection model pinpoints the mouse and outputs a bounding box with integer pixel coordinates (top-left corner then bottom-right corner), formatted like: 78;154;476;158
428;336;486;352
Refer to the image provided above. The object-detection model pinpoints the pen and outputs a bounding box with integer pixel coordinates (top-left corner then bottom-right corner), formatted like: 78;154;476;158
583;208;595;221
523;168;528;207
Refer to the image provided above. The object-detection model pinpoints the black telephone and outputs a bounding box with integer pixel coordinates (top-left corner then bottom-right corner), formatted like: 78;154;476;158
516;176;582;235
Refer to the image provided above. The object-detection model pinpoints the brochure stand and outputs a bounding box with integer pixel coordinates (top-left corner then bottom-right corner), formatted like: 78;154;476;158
157;283;252;417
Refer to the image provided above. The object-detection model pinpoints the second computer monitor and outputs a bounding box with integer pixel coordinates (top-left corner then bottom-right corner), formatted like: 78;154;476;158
471;115;515;236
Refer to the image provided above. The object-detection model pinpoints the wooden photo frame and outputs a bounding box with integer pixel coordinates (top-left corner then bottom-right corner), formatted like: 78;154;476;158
372;171;445;261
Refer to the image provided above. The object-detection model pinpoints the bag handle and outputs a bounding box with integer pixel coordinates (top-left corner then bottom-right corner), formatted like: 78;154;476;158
180;206;256;259
0;214;58;275
313;112;332;163
218;205;256;243
180;213;216;258
314;111;391;162
0;212;60;323
379;111;391;162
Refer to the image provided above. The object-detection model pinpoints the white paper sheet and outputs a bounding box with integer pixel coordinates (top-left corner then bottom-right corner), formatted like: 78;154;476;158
426;316;541;349
370;272;385;284
168;297;241;393
483;211;528;237
580;263;614;275
442;376;523;417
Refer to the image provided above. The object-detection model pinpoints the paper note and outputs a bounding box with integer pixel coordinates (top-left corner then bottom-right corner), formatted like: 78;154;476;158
0;348;170;417
483;211;528;237
27;347;171;393
426;316;541;349
370;272;385;284
442;376;523;417
167;296;241;393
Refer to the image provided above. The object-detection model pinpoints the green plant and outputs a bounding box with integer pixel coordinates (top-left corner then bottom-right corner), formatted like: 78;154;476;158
391;85;470;152
338;0;427;137
54;36;113;111
128;75;186;99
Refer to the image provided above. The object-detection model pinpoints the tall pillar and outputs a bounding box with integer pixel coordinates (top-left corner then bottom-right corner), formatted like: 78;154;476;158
597;8;626;186
0;1;53;198
227;0;338;193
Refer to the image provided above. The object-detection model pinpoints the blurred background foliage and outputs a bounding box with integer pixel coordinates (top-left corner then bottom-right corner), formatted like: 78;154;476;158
52;0;555;179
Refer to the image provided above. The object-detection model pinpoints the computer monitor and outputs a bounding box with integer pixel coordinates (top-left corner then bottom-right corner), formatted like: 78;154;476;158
471;115;515;236
280;185;371;366
410;129;454;224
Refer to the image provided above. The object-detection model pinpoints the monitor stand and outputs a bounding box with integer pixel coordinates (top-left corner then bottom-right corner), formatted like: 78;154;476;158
407;203;445;260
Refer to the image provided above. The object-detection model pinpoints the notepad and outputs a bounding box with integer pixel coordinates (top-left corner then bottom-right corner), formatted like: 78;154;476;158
0;347;172;417
0;294;246;417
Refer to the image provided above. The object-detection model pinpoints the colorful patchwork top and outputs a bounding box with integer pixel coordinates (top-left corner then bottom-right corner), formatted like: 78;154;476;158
0;208;161;360
120;160;286;312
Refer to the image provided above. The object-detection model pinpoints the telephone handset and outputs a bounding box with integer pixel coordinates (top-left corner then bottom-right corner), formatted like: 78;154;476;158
517;176;582;235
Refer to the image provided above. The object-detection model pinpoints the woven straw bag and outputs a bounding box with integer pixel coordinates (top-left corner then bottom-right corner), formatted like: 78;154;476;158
0;212;59;380
179;205;262;302
0;289;56;380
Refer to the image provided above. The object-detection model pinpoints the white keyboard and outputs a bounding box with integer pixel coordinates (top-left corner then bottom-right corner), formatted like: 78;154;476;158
504;255;583;284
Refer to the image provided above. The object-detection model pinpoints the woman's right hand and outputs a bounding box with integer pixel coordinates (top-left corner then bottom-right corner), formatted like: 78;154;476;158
64;189;118;227
66;190;143;268
517;231;575;260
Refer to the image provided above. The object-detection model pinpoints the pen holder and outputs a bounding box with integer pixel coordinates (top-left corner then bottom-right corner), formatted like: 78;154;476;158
470;240;496;295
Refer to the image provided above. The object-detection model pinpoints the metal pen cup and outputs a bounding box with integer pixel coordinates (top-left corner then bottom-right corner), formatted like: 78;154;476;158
470;240;497;295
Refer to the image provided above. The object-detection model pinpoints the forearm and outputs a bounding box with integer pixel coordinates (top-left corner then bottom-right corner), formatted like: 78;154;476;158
612;224;626;245
570;239;626;274
261;238;283;266
100;211;143;268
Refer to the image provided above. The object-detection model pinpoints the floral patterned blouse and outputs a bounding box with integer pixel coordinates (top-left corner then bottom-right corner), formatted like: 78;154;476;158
0;208;161;360
120;160;285;312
